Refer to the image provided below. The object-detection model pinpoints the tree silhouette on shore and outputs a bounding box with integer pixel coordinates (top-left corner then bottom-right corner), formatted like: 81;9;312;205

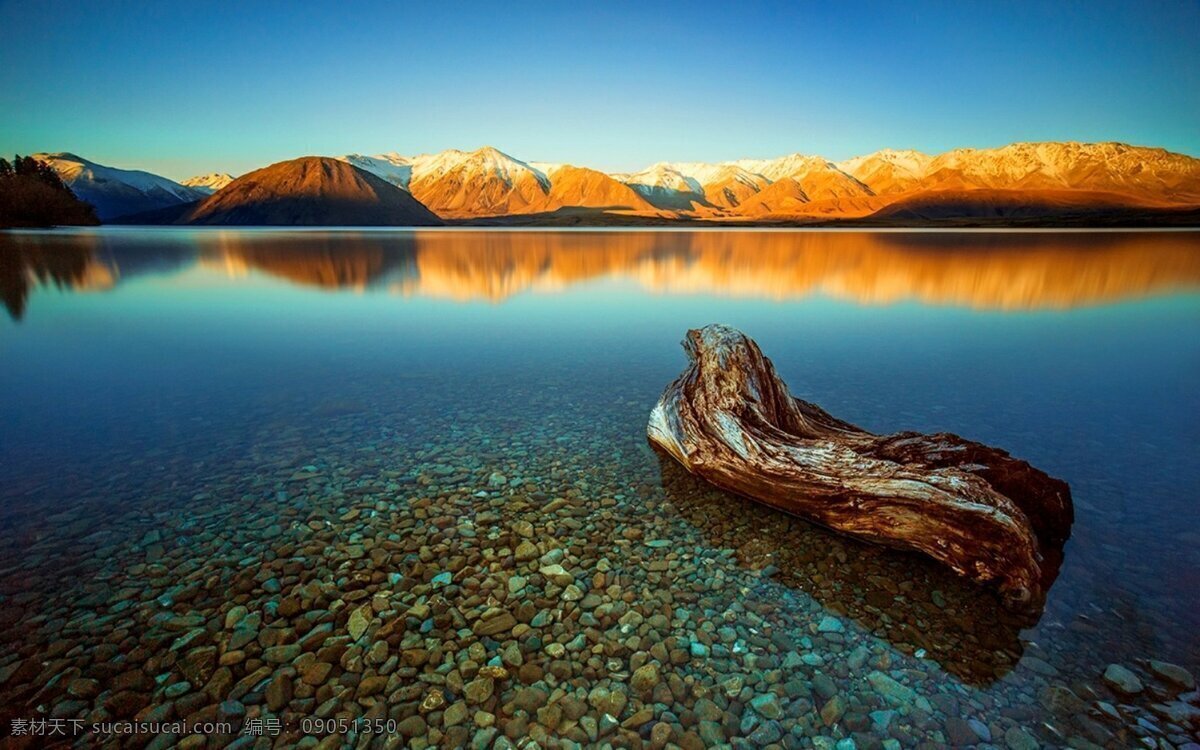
0;155;100;228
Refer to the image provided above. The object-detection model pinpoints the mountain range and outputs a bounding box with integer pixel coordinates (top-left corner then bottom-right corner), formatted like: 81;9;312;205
31;141;1200;225
31;153;208;220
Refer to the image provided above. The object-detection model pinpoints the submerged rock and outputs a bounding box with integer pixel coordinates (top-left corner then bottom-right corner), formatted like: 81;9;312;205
1148;659;1195;689
1103;663;1144;695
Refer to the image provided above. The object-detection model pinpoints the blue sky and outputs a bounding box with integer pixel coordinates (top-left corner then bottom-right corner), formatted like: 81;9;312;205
1;0;1197;180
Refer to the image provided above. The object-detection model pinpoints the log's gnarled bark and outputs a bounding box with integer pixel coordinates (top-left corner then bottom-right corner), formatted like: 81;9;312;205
648;324;1073;610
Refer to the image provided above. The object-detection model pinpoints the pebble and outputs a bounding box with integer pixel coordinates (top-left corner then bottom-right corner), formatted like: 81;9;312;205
749;692;782;719
224;605;248;629
514;541;539;561
821;695;846;726
473;612;517;636
631;662;661;694
262;644;299;664
347;605;372;640
1148;659;1195;689
817;615;844;633
1103;663;1144;694
464;677;494;704
300;661;332;686
0;371;1191;750
1004;726;1039;750
869;709;895;732
867;670;915;706
945;716;981;746
397;716;426;737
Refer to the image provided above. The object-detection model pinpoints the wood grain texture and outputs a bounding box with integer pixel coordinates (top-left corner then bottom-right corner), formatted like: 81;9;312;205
648;324;1073;610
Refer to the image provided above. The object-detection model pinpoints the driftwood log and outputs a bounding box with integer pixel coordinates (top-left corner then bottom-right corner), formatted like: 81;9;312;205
648;324;1073;610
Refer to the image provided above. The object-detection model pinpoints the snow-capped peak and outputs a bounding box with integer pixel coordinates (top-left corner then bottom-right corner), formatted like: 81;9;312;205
528;162;566;180
181;172;235;193
611;163;704;193
340;154;415;188
836;149;932;177
35;152;200;201
357;146;551;190
731;153;836;182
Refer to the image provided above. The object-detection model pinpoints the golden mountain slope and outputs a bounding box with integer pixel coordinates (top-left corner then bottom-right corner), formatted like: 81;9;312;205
732;178;810;215
702;166;770;209
838;149;933;194
916;142;1200;202
543;165;657;212
330;141;1200;221
185;157;441;226
408;147;550;218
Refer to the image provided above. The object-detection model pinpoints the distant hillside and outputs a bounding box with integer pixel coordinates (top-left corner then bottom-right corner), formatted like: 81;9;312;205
0;156;99;228
182;157;442;226
869;188;1165;221
33;152;204;220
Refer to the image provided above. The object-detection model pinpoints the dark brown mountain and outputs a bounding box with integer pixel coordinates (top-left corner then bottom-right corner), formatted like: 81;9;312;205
870;188;1172;221
183;157;441;226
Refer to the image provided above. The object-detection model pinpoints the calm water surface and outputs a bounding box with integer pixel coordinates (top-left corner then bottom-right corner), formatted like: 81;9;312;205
1;228;1198;749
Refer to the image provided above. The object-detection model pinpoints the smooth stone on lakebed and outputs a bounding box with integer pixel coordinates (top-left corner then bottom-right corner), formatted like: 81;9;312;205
464;677;494;704
817;615;844;633
869;710;895;732
867;671;915;707
820;695;846;726
357;675;388;698
228;626;257;651
223;606;248;630
164;614;205;631
347;605;372;640
944;716;982;746
514;541;539;562
630;663;660;694
749;692;782;719
1149;659;1195;689
397;715;426;737
473;612;517;636
1004;726;1040;750
512;686;548;712
163;681;191;699
262;644;300;663
300;661;333;686
444;701;469;727
539;564;573;586
66;678;100;699
1102;663;1144;694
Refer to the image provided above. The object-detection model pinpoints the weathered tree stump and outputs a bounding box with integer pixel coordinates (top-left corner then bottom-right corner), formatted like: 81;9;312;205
648;324;1073;610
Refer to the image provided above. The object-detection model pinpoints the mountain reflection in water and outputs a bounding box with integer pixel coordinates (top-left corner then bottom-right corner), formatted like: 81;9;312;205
2;228;1199;321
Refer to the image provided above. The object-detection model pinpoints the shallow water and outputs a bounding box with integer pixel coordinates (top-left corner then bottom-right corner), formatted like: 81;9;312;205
1;228;1198;749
